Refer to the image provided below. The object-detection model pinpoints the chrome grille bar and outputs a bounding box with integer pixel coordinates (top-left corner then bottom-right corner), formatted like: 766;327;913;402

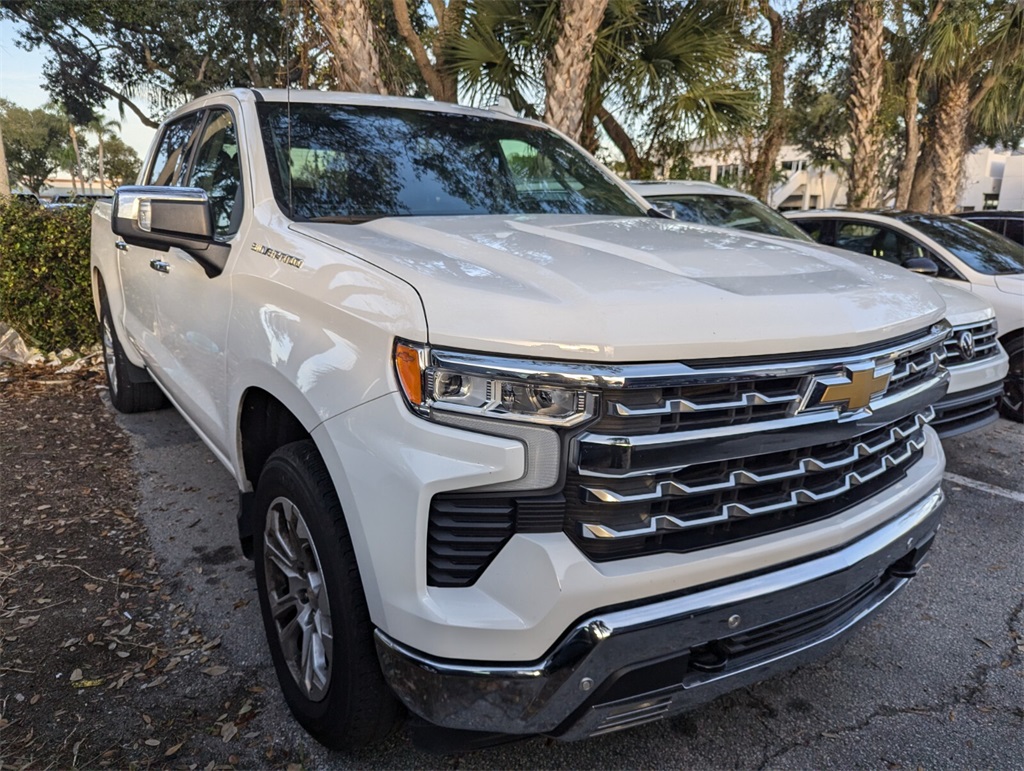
581;408;934;505
579;413;929;540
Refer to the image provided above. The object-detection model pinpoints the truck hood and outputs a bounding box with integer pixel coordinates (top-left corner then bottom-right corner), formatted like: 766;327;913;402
292;215;947;361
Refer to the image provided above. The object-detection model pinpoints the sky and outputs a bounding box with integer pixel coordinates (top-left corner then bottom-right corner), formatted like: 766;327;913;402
0;18;157;157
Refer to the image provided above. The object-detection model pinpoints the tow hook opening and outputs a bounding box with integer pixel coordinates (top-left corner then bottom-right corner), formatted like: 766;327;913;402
886;532;935;579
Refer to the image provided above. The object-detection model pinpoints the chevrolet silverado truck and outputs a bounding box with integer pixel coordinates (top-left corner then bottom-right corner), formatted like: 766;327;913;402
92;89;952;750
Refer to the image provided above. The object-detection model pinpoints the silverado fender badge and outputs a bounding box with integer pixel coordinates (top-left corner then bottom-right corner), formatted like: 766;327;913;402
252;242;304;269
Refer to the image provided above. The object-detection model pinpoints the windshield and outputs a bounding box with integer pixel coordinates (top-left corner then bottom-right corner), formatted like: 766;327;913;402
899;214;1024;275
646;193;813;241
256;103;646;221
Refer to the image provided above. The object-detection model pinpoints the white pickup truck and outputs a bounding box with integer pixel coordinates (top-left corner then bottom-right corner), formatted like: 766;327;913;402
92;89;952;750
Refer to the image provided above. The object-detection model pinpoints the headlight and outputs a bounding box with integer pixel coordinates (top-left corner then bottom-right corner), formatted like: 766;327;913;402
394;341;597;427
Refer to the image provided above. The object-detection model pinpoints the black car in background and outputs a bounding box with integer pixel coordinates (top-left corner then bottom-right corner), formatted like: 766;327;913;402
955;211;1023;245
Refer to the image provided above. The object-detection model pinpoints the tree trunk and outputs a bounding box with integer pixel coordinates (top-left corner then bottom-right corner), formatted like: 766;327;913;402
0;124;10;198
310;0;388;94
748;3;786;204
543;0;609;141
392;0;464;102
894;1;945;210
98;133;106;194
907;140;935;211
595;104;646;178
931;77;970;214
894;67;922;210
69;123;83;195
846;0;885;209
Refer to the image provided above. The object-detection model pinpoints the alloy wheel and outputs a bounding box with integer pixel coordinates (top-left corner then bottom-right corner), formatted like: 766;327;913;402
262;496;334;702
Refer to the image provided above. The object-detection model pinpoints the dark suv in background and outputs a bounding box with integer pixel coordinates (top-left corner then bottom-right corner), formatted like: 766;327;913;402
955;211;1023;245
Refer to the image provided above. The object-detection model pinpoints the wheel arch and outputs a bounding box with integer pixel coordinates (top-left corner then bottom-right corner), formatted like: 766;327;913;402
235;385;313;557
998;324;1023;353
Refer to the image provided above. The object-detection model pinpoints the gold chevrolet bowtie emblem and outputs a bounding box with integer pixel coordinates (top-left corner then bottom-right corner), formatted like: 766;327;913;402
820;366;891;410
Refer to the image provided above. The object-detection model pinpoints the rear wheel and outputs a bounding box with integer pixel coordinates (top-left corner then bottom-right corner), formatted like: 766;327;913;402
99;295;166;413
253;441;402;749
999;335;1023;422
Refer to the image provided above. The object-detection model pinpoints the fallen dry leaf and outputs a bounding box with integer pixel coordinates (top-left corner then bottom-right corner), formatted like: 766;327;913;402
202;665;228;677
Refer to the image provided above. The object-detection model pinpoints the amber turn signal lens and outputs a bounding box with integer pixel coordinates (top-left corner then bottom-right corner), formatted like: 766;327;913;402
394;343;423;405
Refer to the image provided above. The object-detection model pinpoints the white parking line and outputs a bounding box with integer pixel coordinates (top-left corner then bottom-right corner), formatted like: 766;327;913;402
943;472;1024;504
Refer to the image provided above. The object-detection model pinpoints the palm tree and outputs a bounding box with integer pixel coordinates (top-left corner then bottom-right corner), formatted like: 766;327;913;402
846;0;885;209
449;0;755;177
543;0;610;140
907;0;1024;212
88;117;121;194
308;0;388;94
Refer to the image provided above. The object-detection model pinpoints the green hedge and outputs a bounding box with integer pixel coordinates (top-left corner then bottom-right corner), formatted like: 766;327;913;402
0;200;97;352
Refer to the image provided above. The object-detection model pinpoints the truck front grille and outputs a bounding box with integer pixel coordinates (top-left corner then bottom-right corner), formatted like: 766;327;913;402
426;325;949;586
566;408;930;561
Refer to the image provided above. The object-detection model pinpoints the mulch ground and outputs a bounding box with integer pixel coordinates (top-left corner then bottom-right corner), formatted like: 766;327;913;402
0;365;303;770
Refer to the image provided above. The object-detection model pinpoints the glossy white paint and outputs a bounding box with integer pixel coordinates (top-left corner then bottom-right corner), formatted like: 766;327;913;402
317;395;945;661
91;90;952;667
295;215;947;361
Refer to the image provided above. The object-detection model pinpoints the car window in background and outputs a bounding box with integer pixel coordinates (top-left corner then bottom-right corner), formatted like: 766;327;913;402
1003;218;1023;245
648;194;814;241
833;222;929;264
257;103;646;221
146;112;204;187
900;214;1024;275
186;109;243;237
788;217;830;243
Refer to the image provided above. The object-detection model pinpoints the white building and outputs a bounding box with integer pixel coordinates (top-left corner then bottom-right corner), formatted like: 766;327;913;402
686;144;1022;211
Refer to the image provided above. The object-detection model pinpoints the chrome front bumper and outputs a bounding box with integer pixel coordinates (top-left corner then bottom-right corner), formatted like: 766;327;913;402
375;485;945;741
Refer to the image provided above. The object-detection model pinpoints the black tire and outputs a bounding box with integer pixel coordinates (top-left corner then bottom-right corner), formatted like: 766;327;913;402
999;335;1023;423
253;440;402;750
99;294;167;413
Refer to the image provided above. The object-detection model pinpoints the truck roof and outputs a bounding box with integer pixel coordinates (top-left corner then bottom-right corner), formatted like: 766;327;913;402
167;87;542;129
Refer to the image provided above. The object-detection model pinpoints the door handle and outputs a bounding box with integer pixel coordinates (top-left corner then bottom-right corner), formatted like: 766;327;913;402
149;260;170;274
115;240;127;251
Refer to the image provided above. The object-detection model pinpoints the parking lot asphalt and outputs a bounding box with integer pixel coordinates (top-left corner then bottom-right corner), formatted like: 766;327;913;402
115;405;1023;769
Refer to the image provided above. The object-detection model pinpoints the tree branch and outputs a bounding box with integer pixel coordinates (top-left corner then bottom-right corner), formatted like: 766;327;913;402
392;0;446;98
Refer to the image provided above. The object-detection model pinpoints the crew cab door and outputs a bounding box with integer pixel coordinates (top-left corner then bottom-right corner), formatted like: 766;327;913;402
147;105;247;455
118;112;204;364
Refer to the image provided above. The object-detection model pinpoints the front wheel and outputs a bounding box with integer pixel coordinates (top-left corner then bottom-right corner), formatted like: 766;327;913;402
999;335;1023;423
253;441;402;749
99;295;166;413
